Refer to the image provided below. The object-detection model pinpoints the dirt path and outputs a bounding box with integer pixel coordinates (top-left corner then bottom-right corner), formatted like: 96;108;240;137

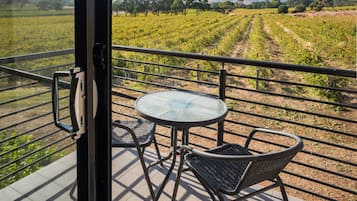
262;21;284;63
230;15;255;58
275;21;314;52
288;9;356;17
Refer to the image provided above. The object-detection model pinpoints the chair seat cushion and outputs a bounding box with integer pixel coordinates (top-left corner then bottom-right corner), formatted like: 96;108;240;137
185;144;251;193
112;119;155;148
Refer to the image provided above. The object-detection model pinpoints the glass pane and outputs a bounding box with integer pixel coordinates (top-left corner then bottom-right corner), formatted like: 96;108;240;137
0;1;77;200
136;91;227;124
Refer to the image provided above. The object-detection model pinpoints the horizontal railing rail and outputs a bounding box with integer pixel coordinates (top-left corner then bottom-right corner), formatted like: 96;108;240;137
113;45;357;78
0;49;74;65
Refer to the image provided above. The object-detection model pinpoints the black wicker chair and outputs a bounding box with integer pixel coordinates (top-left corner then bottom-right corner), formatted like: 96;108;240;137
70;119;162;200
179;128;303;201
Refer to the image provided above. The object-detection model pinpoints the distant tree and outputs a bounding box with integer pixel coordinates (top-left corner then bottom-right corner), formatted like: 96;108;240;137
171;0;184;13
0;0;29;8
292;4;306;12
202;0;210;10
211;2;221;10
141;0;150;16
37;0;52;10
287;0;312;7
53;0;65;10
219;0;234;13
310;0;332;11
247;1;266;8
158;0;173;13
36;0;64;10
120;0;138;16
277;5;288;13
113;0;121;15
235;0;245;8
151;0;160;15
183;0;194;13
220;0;235;9
269;0;281;8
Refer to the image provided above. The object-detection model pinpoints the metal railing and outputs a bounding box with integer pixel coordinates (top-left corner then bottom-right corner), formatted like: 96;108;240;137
111;45;356;201
0;50;75;188
0;47;356;200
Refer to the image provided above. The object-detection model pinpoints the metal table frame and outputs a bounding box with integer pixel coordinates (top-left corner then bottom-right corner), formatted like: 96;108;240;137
135;90;228;201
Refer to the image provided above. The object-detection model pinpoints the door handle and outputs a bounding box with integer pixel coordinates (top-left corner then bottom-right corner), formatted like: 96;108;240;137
52;67;86;139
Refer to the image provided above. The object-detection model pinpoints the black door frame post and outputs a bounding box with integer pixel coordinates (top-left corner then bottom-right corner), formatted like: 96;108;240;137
75;0;95;200
94;0;112;199
75;0;112;200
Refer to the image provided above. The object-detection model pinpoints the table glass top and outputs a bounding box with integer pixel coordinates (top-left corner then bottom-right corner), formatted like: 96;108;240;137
135;91;227;125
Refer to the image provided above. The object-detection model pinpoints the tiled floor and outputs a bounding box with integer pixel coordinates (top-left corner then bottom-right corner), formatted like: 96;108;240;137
0;148;302;201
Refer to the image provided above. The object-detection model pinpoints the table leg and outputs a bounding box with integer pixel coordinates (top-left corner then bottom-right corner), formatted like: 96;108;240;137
172;128;189;201
154;127;178;201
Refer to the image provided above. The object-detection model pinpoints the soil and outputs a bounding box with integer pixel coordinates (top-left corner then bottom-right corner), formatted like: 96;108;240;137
288;10;356;17
230;16;255;58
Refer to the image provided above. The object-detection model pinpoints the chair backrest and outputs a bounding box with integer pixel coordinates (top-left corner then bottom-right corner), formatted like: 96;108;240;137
235;133;303;192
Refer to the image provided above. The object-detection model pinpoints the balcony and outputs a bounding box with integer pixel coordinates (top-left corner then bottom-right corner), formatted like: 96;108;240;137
0;46;356;200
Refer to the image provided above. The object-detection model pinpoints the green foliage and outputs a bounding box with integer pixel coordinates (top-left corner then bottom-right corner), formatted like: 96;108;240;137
304;73;348;104
244;16;273;90
263;15;352;103
287;0;312;7
292;4;306;12
267;14;356;69
36;0;65;11
171;0;184;14
310;0;333;11
0;131;58;188
277;5;288;13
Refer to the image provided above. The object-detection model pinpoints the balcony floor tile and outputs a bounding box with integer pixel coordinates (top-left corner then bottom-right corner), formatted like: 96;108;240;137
0;148;303;201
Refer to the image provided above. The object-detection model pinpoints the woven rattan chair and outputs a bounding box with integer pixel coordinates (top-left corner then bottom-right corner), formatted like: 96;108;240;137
179;128;303;201
70;119;162;200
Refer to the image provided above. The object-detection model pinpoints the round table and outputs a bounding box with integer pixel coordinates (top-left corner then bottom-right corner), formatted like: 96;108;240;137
136;90;227;128
135;90;228;200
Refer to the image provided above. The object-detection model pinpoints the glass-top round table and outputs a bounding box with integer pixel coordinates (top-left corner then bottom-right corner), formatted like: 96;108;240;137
135;90;228;129
135;90;228;200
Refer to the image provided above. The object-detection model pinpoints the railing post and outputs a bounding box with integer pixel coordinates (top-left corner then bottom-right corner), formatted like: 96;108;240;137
256;68;260;90
218;63;226;146
196;63;200;81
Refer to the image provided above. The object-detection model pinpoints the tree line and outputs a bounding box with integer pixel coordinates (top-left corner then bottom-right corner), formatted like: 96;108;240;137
112;0;357;16
0;0;72;10
112;0;212;16
0;0;355;13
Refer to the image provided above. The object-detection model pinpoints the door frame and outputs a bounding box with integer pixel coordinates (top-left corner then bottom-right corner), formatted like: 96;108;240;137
75;0;112;200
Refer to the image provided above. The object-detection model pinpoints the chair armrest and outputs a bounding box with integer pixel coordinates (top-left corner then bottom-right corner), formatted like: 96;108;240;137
245;128;302;149
112;121;141;148
180;145;255;162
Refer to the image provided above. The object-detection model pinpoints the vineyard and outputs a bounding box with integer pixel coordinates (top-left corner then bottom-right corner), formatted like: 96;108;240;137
0;9;355;68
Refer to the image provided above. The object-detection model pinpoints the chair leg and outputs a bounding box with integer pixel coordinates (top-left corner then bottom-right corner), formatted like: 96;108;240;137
136;146;156;200
206;189;218;201
276;176;289;201
195;174;217;201
69;178;77;200
189;167;218;201
216;192;225;201
152;135;164;167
